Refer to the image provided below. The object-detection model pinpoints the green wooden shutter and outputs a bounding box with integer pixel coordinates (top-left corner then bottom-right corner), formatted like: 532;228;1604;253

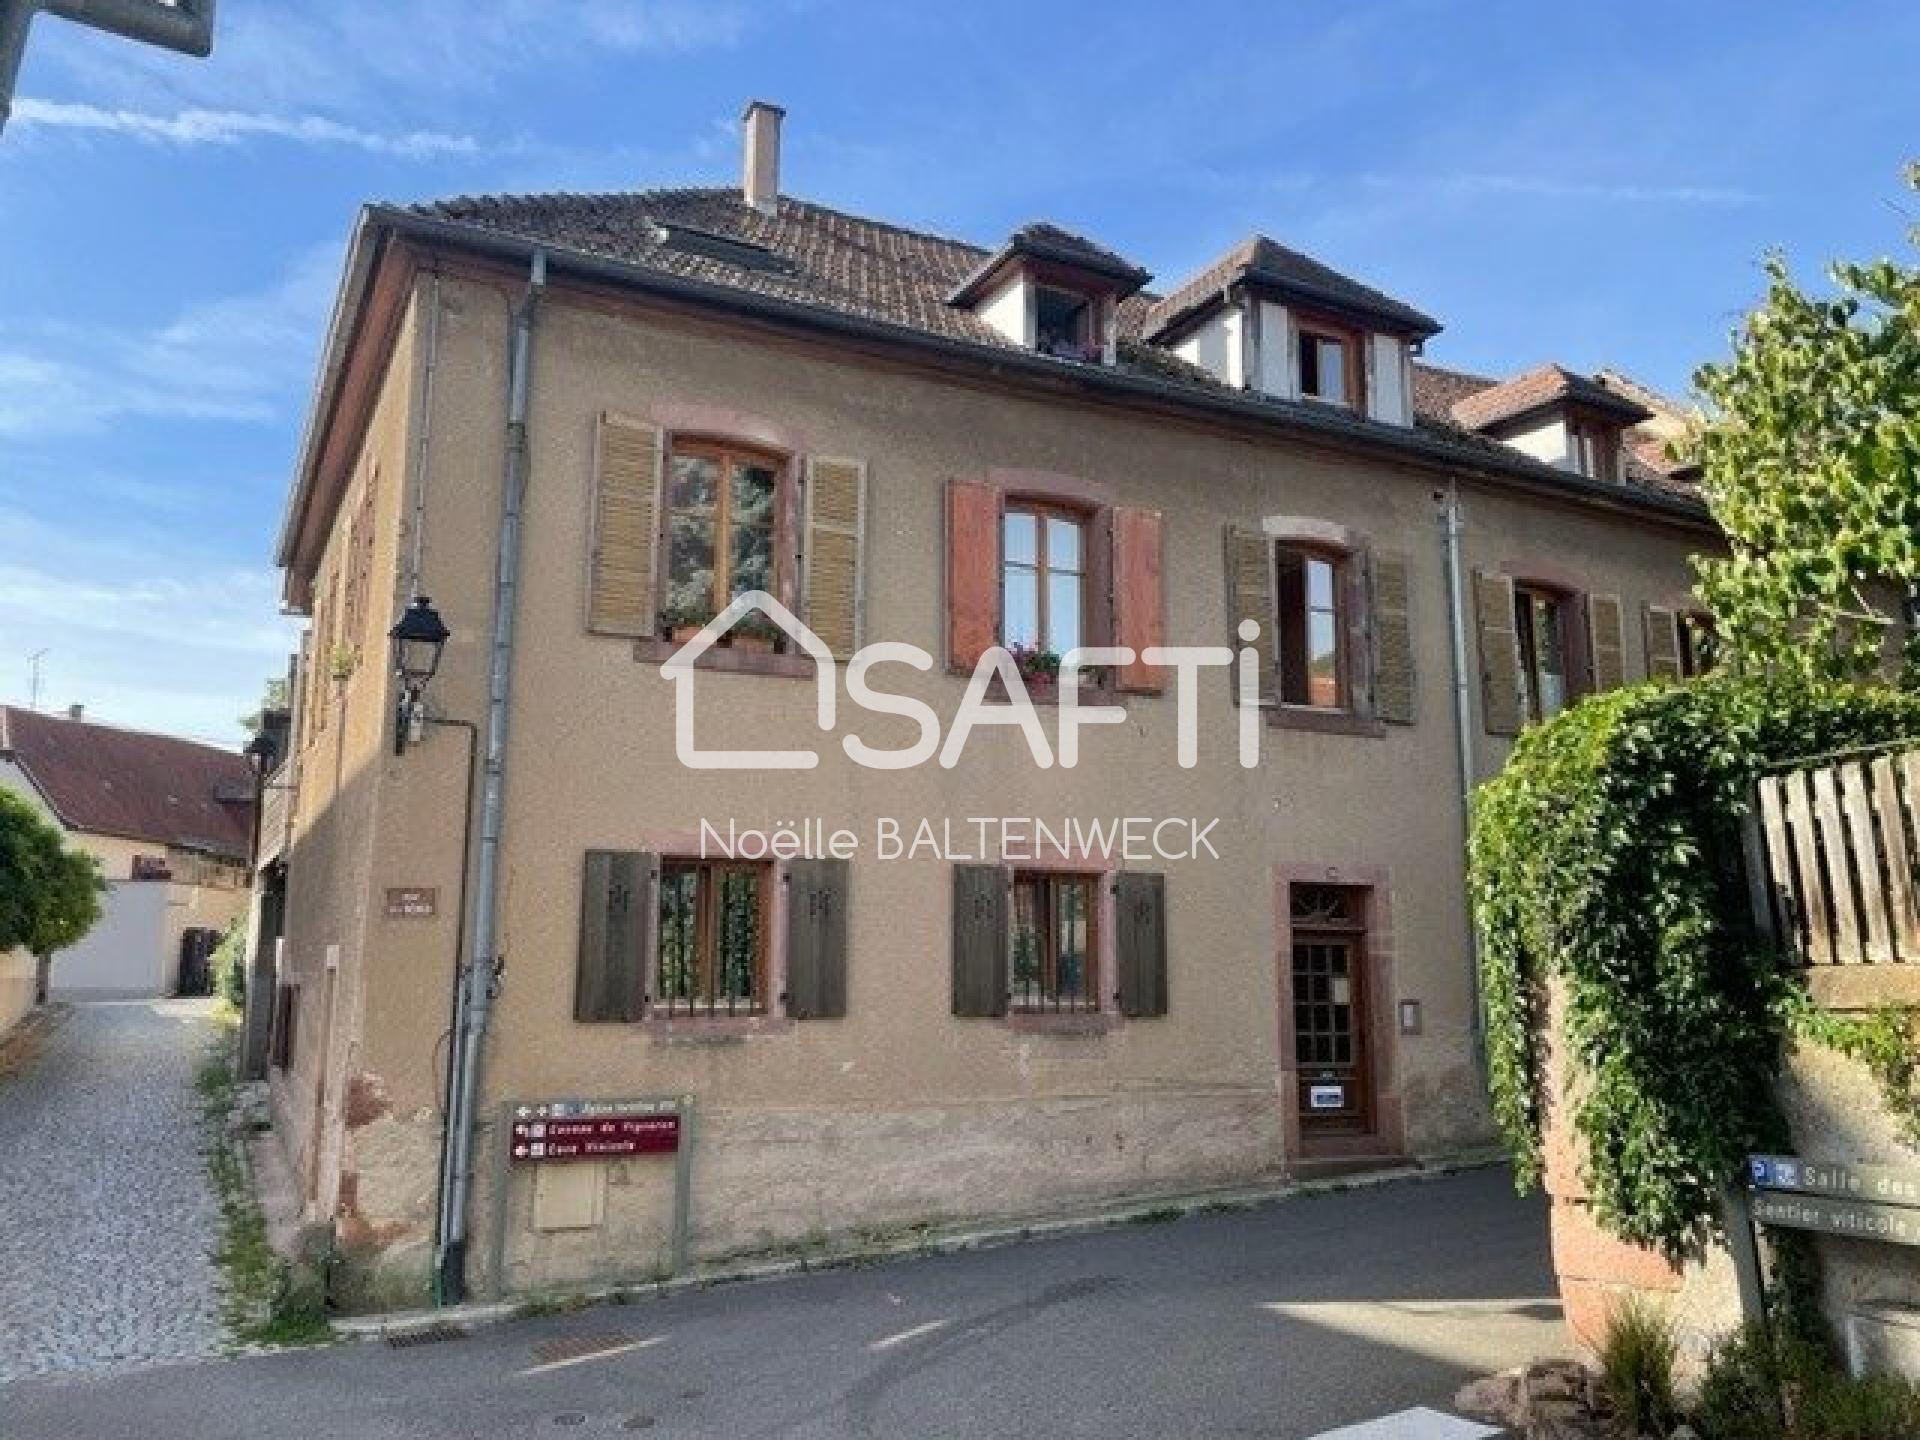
1225;525;1277;705
1586;592;1626;692
785;858;849;1019
951;864;1008;1017
1473;571;1523;737
587;414;664;637
1371;550;1416;725
575;850;654;1022
804;457;866;658
1114;872;1168;1018
1644;604;1683;680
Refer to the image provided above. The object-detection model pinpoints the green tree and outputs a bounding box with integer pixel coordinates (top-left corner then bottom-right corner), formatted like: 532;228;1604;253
0;789;103;957
1691;164;1920;684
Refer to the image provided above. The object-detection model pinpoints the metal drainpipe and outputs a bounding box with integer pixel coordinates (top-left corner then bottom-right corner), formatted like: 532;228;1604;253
1440;477;1488;1074
434;249;545;1305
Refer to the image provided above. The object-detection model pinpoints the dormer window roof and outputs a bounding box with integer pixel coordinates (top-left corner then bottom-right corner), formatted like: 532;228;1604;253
946;221;1150;309
1145;233;1440;344
948;222;1149;364
1449;363;1649;434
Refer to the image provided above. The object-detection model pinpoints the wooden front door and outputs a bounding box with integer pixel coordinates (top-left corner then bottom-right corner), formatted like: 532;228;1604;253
1289;884;1374;1135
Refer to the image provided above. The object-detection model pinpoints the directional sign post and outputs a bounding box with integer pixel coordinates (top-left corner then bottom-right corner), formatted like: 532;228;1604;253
487;1095;694;1298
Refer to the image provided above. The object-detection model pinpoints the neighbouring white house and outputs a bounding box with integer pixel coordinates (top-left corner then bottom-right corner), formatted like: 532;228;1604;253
0;705;255;1001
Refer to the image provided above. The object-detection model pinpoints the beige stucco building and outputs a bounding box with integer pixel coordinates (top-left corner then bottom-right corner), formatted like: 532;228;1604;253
0;705;253;1011
261;104;1718;1310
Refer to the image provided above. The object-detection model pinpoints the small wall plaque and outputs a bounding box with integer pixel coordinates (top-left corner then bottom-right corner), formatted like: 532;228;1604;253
384;887;438;919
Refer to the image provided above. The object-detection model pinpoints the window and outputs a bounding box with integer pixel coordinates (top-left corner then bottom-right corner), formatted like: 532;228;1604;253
1276;546;1346;709
1514;586;1570;723
1002;505;1086;657
1297;321;1358;407
130;854;172;882
1010;872;1099;1013
1035;286;1097;361
1569;421;1616;481
1678;612;1717;677
655;860;769;1017
663;440;781;630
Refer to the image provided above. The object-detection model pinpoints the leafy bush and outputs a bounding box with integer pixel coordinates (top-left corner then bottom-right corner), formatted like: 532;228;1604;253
1696;1322;1920;1440
1599;1293;1681;1436
211;918;248;1012
1470;674;1920;1254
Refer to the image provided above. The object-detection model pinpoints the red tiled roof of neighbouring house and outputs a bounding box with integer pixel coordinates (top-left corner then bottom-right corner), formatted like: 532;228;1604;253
0;707;254;860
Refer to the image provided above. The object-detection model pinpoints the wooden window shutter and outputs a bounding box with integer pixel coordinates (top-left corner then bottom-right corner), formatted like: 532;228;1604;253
803;457;866;658
1111;506;1165;693
270;983;297;1069
785;858;849;1020
1473;571;1523;737
1225;525;1277;705
574;850;654;1022
950;864;1008;1017
1586;592;1626;691
1643;604;1683;681
946;479;1001;672
1113;872;1168;1018
586;413;664;638
1371;550;1417;725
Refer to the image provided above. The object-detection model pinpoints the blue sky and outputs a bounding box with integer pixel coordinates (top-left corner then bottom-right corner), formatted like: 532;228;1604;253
1;0;1916;743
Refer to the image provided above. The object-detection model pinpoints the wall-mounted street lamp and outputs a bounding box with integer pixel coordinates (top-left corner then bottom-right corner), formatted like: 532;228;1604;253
390;595;450;755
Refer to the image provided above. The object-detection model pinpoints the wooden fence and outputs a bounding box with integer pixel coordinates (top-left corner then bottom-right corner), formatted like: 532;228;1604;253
1754;745;1920;967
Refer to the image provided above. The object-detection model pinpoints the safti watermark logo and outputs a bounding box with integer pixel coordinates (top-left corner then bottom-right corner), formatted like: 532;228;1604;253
662;591;1265;772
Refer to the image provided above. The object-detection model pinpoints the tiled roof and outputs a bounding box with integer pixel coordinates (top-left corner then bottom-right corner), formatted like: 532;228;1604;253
0;706;254;860
1143;233;1441;341
1449;362;1651;432
948;220;1151;305
388;186;1705;517
1413;360;1698;500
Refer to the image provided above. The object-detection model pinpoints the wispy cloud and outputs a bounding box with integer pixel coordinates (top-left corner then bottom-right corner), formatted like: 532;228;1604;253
32;0;761;116
1363;171;1761;206
12;98;479;158
0;508;299;743
0;244;338;439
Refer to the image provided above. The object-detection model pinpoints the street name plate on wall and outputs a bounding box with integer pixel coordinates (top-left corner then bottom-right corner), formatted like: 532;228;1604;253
510;1097;681;1164
384;887;438;919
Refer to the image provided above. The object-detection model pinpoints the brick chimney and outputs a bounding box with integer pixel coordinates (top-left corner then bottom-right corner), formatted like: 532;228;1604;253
741;99;784;215
65;703;84;721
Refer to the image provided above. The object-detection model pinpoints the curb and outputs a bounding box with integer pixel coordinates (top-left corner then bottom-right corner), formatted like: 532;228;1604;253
333;1150;1511;1343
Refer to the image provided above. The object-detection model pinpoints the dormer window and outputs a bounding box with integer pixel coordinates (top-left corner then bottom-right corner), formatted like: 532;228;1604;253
1296;318;1360;408
1569;419;1619;481
947;222;1149;366
1035;286;1097;361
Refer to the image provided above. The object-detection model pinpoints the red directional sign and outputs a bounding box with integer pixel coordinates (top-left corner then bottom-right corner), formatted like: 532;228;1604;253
510;1112;680;1163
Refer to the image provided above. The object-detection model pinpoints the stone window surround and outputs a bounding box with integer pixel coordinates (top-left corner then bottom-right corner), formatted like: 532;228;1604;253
631;401;820;678
1260;515;1384;739
630;824;794;1040
998;843;1123;1037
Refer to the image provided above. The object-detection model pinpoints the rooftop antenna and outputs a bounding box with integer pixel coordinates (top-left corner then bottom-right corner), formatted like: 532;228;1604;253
27;648;46;710
0;0;217;136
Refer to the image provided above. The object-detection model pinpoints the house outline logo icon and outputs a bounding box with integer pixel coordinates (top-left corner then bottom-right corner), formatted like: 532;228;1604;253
662;590;837;769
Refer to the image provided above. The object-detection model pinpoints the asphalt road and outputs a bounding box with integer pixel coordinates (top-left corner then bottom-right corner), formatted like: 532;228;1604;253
0;1166;1560;1440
